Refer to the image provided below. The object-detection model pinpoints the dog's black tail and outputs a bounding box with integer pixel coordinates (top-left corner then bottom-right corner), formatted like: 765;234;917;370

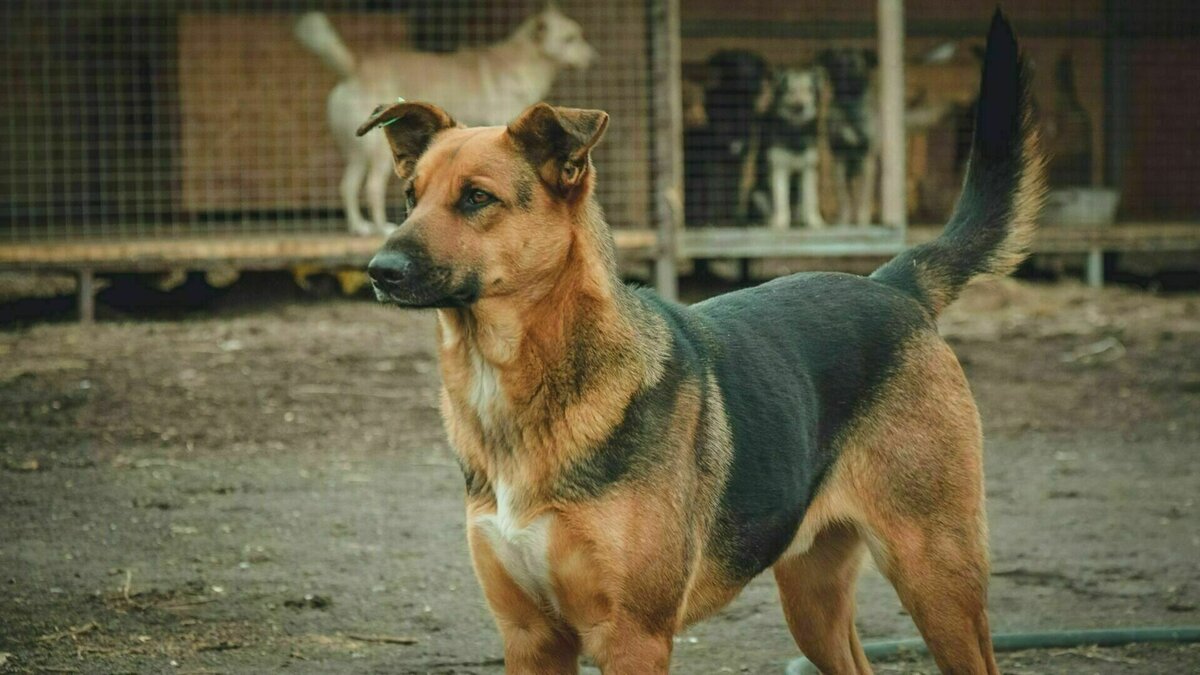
872;11;1044;316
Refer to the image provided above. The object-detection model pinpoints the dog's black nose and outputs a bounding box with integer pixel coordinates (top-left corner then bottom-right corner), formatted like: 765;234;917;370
368;250;414;286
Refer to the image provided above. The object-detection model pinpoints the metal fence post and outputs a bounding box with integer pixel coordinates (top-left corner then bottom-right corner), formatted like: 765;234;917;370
649;0;682;301
878;0;907;235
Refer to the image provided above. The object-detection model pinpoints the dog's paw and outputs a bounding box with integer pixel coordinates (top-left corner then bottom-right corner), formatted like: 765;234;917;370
349;221;375;236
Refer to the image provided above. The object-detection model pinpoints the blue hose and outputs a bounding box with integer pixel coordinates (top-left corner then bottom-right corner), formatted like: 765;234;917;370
786;625;1200;675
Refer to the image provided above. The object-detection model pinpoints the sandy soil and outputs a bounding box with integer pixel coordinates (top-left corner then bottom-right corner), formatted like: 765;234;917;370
1;277;1198;674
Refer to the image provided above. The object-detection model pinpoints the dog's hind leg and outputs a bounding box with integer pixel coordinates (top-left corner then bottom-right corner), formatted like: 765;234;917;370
848;338;1000;675
365;155;396;234
867;517;998;675
340;152;372;235
773;522;872;674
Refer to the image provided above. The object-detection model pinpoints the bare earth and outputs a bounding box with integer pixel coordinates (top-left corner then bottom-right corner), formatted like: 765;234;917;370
2;278;1198;674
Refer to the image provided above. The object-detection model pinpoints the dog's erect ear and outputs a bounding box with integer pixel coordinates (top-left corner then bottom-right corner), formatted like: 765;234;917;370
507;103;609;196
356;102;456;179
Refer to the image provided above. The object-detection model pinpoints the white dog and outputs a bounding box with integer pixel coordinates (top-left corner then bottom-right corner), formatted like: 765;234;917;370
295;7;596;235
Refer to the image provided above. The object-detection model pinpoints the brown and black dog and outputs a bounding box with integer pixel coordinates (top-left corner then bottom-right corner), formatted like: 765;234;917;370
359;12;1042;675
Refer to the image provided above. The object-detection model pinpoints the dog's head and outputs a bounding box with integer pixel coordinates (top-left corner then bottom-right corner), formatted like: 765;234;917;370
772;68;822;122
357;101;608;309
817;48;877;101
525;5;596;70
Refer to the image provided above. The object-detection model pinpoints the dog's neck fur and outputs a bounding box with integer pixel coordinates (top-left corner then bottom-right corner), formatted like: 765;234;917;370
436;198;659;494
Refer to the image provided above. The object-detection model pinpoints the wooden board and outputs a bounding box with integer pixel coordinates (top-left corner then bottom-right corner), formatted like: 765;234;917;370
5;224;1198;272
681;0;1103;26
678;223;1200;259
1121;39;1200;220
0;229;661;271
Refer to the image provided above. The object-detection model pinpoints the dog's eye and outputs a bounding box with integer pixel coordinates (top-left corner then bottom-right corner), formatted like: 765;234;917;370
461;188;496;210
405;188;417;211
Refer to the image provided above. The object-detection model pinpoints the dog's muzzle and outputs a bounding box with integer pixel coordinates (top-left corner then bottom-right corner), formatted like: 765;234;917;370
368;249;426;306
368;249;414;290
368;248;479;308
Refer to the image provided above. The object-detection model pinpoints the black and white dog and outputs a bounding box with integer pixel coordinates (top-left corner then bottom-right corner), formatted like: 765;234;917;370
762;68;825;229
683;51;771;226
819;48;879;225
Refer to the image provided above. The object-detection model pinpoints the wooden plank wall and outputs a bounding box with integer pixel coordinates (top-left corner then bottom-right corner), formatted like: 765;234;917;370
177;12;413;214
1121;39;1200;220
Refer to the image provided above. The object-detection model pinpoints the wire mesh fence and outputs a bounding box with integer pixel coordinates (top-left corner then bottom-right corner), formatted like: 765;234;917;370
677;0;1200;230
0;0;656;242
2;0;1197;247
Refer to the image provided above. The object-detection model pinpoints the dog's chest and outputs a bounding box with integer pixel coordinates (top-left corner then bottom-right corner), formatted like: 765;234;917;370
466;348;505;429
472;481;556;606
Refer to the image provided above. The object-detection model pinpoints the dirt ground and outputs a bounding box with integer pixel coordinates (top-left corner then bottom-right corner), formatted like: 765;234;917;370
2;276;1198;674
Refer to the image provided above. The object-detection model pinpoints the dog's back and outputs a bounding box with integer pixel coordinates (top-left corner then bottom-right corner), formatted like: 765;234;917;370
681;12;1043;580
686;272;930;576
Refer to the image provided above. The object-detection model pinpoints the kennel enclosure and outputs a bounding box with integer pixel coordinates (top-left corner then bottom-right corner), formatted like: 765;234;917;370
3;0;1200;321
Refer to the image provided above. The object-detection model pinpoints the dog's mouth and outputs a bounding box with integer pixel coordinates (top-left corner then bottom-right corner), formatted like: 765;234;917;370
373;284;479;309
370;271;481;310
780;101;814;115
558;45;598;70
368;248;482;309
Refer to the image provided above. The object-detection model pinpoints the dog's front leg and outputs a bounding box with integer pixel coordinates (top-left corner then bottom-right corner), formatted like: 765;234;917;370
590;624;672;675
499;621;580;675
854;152;878;225
768;151;792;231
833;162;853;225
801;160;826;228
469;529;581;674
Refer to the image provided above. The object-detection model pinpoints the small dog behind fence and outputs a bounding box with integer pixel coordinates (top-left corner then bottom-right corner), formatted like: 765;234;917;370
683;47;885;229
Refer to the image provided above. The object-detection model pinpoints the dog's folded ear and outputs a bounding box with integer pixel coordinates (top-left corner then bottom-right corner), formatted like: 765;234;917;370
356;102;457;179
507;103;609;197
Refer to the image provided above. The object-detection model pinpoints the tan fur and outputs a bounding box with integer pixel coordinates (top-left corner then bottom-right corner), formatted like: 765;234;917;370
773;334;999;674
987;118;1047;278
920;111;1046;316
362;96;1011;673
360;104;733;671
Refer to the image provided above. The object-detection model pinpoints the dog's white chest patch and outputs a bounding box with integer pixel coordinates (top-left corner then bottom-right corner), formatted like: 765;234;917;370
473;481;555;606
467;348;505;429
